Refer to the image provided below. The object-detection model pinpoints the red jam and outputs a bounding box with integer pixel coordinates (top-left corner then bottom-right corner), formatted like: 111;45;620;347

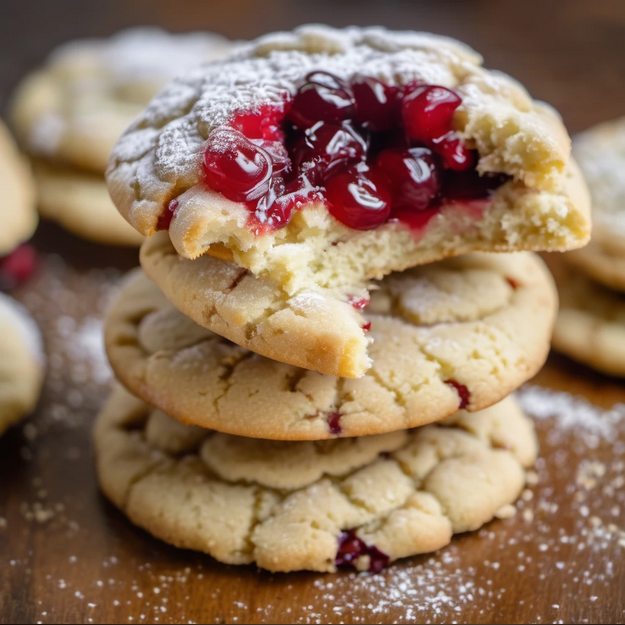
0;244;37;290
445;379;471;410
336;530;390;573
189;74;509;234
328;412;343;435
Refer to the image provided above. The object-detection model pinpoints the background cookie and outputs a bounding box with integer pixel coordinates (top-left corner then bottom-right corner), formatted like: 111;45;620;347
105;257;556;439
11;28;233;174
567;116;625;292
95;385;538;573
551;260;625;377
33;162;144;247
0;293;45;436
0;120;37;256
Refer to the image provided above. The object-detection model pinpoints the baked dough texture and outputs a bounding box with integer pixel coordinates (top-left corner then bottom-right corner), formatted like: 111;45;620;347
107;25;589;295
105;256;556;439
94;385;537;573
0;120;37;256
0;293;45;436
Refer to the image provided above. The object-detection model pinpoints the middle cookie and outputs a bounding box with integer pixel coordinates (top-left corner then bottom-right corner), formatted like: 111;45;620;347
106;253;556;440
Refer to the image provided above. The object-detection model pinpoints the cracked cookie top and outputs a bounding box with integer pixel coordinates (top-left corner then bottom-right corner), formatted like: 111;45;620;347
0;293;45;436
0;120;37;257
105;253;556;439
11;28;233;174
95;385;537;573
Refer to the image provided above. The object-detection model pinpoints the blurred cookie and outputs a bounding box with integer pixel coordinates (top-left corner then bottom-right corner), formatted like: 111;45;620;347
552;260;625;376
94;385;537;573
11;28;233;173
0;293;45;436
34;161;143;246
105;257;556;439
568;116;625;291
0;120;37;257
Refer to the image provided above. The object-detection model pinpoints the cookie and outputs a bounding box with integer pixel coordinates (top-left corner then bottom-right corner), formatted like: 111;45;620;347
551;260;625;377
107;25;589;299
0;120;37;256
105;256;556;438
11;28;233;174
94;385;538;573
33;161;144;246
0;293;45;436
566;117;625;292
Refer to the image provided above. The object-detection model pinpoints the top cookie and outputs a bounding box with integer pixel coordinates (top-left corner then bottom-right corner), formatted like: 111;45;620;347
11;28;233;174
566;117;625;291
107;24;589;295
0;120;37;256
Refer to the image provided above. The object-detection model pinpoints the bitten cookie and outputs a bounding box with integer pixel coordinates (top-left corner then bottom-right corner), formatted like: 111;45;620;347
108;24;589;298
551;260;625;377
105;257;556;439
11;28;233;174
33;162;143;247
0;120;37;257
0;293;45;436
94;385;538;573
566;117;625;292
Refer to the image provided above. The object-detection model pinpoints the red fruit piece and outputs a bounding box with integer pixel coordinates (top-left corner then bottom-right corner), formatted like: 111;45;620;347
203;128;273;203
352;77;402;132
287;71;355;130
445;379;470;410
328;412;343;435
325;167;391;230
336;530;390;573
293;121;367;185
157;198;179;231
347;295;370;310
402;85;462;144
432;136;477;172
0;244;37;289
376;147;443;212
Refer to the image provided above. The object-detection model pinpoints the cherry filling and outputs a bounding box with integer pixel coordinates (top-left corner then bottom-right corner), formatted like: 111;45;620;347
327;412;343;435
187;72;510;234
445;379;471;410
336;530;390;574
0;244;37;290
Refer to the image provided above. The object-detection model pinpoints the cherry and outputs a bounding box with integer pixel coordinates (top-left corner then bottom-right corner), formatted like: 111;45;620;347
347;296;370;310
0;244;37;289
287;71;355;130
325;166;391;230
376;147;443;212
293;121;367;184
445;379;470;410
433;136;477;171
336;530;390;573
353;77;402;132
402;85;462;144
203;129;273;203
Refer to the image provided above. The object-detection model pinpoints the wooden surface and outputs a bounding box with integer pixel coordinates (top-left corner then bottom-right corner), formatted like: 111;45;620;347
1;1;625;623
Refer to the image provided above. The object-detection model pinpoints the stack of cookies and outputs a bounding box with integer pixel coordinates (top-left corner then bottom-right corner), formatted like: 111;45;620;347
10;28;232;246
97;25;591;573
551;117;625;377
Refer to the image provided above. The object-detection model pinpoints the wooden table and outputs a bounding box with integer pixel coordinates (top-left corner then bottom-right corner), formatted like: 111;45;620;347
1;1;624;622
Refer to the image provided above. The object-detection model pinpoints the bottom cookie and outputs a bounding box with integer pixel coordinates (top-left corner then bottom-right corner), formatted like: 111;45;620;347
551;261;625;376
95;386;537;573
0;293;45;436
33;161;144;247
